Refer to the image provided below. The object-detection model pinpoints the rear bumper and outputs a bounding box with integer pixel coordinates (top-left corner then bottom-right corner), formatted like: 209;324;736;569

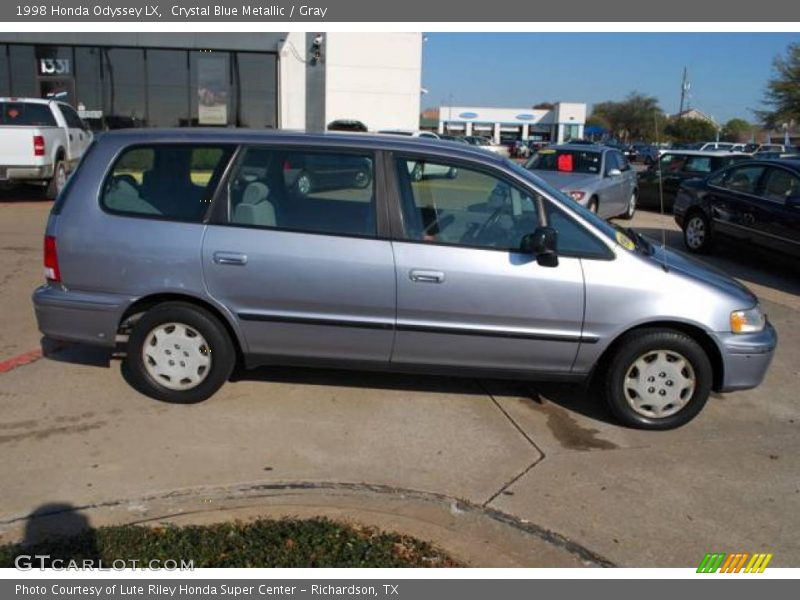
32;285;129;348
0;164;54;182
714;322;778;392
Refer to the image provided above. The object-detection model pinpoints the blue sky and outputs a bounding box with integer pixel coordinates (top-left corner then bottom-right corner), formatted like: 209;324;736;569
422;33;799;123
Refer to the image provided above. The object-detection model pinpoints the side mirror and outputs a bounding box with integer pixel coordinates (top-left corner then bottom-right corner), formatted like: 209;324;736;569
521;226;559;267
606;168;622;177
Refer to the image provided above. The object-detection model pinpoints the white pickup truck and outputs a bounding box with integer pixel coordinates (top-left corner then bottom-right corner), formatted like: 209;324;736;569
0;97;93;198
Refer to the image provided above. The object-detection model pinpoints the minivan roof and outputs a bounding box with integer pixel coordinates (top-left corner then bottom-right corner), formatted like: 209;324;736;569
92;128;507;164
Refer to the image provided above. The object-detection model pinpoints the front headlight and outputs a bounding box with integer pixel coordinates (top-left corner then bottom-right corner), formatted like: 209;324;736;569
730;306;766;334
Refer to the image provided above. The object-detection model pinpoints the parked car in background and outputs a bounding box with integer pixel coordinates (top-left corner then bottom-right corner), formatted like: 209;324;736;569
33;129;776;429
604;141;636;162
0;97;93;198
674;158;800;257
327;119;368;132
438;134;469;144
637;150;749;210
462;136;511;157
698;142;736;152
378;129;440;140
632;143;659;165
754;144;790;155
525;143;638;219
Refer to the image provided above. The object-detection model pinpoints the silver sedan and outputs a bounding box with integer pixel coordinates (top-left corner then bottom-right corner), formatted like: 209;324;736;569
525;143;638;220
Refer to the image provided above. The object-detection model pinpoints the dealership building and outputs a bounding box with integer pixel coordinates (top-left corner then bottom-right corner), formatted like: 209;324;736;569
0;32;423;132
438;103;587;145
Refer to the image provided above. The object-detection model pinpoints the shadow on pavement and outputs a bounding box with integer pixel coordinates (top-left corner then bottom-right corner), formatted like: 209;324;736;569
3;503;100;568
0;185;50;203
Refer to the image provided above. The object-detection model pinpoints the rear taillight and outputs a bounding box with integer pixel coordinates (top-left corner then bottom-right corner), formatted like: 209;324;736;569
44;235;61;283
33;135;45;157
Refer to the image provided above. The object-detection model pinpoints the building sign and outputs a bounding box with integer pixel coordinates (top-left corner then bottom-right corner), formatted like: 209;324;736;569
197;54;228;125
38;58;70;76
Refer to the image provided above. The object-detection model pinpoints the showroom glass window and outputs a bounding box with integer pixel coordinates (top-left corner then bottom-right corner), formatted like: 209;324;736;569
190;51;231;127
102;48;146;128
8;45;36;97
0;45;9;96
235;52;278;128
147;49;190;127
75;47;103;122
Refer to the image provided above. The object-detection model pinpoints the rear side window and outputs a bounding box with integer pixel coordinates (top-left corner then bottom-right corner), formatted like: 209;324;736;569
59;104;85;129
0;102;57;126
101;145;235;222
226;146;376;237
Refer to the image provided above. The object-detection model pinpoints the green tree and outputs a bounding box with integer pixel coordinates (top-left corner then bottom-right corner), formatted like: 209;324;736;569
757;42;800;128
589;92;666;142
664;117;719;144
721;118;753;142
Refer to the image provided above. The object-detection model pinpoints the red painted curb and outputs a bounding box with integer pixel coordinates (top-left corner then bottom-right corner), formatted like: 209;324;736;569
0;349;44;374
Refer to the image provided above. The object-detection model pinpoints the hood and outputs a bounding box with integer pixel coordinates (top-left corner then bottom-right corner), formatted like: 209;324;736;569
531;170;598;191
648;244;757;306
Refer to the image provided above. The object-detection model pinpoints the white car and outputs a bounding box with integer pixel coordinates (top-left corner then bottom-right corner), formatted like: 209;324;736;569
0;97;93;198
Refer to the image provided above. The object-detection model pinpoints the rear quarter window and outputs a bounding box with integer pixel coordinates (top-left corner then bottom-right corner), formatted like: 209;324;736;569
101;144;235;222
1;102;57;126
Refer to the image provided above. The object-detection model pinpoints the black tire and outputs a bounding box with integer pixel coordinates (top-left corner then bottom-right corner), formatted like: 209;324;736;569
682;210;713;254
46;160;67;200
603;328;712;430
588;196;599;214
123;302;236;404
620;190;637;220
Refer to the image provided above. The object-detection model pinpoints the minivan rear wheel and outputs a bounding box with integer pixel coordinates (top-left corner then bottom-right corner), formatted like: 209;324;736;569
604;328;712;430
124;302;235;403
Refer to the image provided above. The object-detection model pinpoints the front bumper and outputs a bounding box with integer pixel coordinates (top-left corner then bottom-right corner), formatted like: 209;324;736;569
714;321;778;392
32;285;129;348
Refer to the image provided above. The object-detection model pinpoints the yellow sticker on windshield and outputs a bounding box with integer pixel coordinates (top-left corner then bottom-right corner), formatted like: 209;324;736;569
538;149;555;154
616;231;636;251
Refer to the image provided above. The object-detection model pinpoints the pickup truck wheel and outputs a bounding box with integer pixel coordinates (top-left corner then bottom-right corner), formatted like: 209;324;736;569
123;302;235;404
604;328;712;430
46;161;67;200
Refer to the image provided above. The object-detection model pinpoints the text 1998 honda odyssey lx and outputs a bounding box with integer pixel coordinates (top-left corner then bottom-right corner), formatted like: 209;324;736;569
32;130;777;429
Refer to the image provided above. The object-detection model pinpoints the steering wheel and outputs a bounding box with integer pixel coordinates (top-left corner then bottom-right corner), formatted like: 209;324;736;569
464;203;510;246
423;214;455;238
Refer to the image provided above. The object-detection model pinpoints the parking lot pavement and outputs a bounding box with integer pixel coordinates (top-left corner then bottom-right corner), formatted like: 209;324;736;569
0;198;798;566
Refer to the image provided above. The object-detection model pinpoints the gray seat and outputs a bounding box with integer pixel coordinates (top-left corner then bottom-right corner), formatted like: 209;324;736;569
232;182;276;227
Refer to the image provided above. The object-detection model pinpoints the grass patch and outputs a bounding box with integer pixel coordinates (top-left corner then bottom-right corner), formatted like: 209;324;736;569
0;517;460;568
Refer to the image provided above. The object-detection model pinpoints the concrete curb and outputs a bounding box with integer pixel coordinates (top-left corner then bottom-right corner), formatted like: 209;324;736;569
0;480;614;568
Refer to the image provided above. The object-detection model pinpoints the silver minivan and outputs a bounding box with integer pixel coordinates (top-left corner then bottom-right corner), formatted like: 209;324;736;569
33;130;777;430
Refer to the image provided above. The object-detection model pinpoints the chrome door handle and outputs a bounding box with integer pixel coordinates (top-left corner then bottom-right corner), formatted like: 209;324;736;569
409;269;445;283
214;251;247;266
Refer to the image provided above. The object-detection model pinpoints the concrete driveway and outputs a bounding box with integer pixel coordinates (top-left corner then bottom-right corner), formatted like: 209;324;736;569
0;196;798;567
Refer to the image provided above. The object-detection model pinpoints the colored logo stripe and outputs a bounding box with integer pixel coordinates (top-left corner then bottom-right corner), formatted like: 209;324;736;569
698;552;773;573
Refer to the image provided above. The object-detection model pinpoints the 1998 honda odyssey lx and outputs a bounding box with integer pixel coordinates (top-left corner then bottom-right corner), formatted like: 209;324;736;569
32;130;777;430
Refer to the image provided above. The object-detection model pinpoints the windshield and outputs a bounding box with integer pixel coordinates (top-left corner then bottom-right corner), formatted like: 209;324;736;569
525;148;603;175
0;102;57;126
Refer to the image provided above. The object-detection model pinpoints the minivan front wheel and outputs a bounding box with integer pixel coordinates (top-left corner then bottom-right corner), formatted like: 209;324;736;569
604;328;712;430
124;302;235;404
